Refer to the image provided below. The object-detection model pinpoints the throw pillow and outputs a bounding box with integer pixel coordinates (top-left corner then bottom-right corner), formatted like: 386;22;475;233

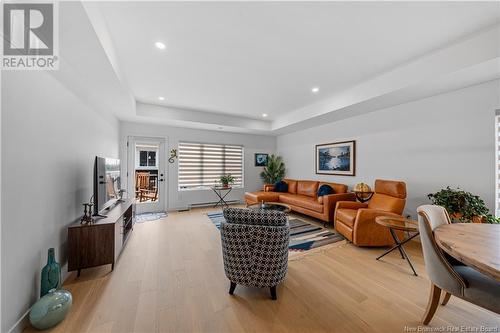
317;184;334;197
274;181;288;193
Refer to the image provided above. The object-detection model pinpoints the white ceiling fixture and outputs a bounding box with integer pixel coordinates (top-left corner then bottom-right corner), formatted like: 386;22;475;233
311;87;320;94
262;113;268;117
158;96;165;101
154;41;166;50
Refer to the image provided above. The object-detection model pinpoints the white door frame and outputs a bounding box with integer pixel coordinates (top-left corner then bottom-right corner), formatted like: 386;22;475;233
127;136;167;213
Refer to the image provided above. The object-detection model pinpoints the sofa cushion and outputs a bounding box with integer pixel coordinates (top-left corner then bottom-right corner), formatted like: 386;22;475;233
274;180;288;192
297;181;319;197
317;184;334;197
245;191;280;203
284;179;297;194
279;193;323;213
335;209;357;227
368;193;405;214
319;182;348;194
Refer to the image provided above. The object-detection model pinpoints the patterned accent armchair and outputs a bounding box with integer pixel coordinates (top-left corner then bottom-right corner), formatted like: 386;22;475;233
221;208;290;300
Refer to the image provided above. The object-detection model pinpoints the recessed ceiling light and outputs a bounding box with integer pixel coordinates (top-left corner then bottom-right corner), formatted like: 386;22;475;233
218;126;223;130
311;87;320;94
262;113;268;118
155;42;166;50
158;96;165;101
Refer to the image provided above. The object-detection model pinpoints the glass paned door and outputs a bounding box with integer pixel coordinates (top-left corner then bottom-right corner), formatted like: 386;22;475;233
127;136;166;213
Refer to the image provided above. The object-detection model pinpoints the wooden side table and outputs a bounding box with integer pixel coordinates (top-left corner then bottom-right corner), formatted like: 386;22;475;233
375;216;419;276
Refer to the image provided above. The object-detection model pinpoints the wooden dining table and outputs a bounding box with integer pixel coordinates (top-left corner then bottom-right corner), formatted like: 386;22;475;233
434;223;500;282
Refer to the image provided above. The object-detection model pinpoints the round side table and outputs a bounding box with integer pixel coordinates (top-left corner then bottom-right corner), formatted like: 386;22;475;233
375;216;419;276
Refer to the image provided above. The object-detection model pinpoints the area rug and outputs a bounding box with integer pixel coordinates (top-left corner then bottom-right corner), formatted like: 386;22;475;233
206;211;344;252
135;211;168;223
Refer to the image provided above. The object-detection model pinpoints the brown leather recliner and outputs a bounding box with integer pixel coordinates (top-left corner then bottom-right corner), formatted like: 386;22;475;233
334;179;407;246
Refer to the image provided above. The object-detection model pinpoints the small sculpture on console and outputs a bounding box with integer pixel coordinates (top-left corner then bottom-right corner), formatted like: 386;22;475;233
80;203;94;224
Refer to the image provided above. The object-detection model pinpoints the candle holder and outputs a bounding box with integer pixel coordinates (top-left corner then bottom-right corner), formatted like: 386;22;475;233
80;203;94;224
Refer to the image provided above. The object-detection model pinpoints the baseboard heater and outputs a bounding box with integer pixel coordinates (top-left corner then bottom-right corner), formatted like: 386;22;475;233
183;200;242;210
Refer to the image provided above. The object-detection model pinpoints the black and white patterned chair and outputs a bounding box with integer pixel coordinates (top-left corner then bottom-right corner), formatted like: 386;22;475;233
221;208;290;300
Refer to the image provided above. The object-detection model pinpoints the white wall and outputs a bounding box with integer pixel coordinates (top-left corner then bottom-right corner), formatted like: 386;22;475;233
120;122;276;210
1;70;119;333
277;80;500;217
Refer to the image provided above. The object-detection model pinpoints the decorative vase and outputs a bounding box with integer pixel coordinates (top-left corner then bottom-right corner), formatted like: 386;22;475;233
40;248;61;297
472;216;485;223
29;289;72;330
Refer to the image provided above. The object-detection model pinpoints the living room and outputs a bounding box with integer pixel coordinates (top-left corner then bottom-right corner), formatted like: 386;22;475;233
1;1;499;333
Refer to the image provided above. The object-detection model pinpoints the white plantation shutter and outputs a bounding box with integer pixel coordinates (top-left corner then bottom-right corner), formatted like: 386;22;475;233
496;110;500;216
178;142;244;189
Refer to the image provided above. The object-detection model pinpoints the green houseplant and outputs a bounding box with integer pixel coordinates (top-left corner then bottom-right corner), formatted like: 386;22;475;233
428;187;499;224
260;154;286;185
219;174;235;188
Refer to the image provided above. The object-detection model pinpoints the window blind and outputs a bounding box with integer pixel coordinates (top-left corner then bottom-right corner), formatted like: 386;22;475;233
178;142;244;189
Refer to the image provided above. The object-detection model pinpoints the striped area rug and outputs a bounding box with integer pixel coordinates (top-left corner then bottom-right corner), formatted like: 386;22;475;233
207;211;344;252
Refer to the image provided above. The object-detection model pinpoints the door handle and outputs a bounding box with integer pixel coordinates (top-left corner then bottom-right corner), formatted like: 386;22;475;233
159;179;164;182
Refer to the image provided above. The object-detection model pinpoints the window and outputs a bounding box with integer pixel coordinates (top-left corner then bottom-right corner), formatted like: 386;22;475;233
136;145;158;169
496;110;500;216
178;142;244;190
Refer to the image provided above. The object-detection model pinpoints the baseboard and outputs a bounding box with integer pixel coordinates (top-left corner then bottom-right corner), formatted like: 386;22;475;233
7;309;30;333
8;263;70;333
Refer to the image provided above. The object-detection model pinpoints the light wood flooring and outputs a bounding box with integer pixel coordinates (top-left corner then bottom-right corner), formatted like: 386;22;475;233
25;206;499;333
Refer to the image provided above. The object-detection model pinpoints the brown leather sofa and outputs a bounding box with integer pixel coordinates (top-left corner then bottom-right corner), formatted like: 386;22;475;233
334;179;407;246
245;179;356;224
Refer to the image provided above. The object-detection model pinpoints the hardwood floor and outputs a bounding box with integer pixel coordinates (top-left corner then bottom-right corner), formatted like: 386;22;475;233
25;206;499;333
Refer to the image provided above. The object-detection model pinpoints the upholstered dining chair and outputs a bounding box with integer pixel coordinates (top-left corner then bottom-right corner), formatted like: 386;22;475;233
417;205;500;324
220;208;290;300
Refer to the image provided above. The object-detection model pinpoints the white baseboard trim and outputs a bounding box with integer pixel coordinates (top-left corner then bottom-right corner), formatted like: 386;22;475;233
7;309;30;333
8;263;70;333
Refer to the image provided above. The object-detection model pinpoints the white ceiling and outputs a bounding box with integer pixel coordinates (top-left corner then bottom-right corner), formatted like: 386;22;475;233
96;1;499;123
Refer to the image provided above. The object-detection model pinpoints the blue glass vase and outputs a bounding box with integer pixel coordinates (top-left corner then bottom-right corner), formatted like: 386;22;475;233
40;248;61;297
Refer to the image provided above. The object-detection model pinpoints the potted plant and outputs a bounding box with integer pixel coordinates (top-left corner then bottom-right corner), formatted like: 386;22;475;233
219;174;235;188
428;187;499;224
260;154;286;185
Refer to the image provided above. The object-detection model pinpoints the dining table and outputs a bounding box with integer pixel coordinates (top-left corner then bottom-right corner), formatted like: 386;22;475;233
434;223;500;282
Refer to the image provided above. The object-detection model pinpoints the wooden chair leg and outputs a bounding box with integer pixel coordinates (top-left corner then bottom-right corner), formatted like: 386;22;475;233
422;283;442;325
441;292;451;306
270;286;277;300
229;282;237;295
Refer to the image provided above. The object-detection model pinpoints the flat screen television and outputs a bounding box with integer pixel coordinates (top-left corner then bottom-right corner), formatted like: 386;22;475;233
93;156;121;217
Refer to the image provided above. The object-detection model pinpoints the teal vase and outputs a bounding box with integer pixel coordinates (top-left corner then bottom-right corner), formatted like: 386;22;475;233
29;289;72;330
40;248;61;297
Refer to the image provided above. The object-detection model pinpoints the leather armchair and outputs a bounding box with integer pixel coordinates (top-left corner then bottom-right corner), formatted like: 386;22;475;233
334;179;407;246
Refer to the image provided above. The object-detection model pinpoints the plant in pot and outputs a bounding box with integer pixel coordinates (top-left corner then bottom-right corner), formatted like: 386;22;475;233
219;174;235;188
260;154;286;186
428;187;499;224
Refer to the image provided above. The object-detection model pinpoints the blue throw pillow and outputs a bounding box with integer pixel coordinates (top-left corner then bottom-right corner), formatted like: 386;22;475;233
317;184;334;197
274;181;288;193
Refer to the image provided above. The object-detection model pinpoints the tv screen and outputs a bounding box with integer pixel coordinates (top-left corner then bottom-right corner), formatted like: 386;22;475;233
94;156;121;216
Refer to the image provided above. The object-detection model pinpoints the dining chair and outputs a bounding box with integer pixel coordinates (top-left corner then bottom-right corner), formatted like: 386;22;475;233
417;205;500;324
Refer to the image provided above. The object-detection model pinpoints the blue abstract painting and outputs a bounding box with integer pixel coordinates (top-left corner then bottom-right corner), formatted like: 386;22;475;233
316;141;355;176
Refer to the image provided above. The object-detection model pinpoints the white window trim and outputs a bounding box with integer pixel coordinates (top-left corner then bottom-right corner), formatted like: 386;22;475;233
496;110;500;217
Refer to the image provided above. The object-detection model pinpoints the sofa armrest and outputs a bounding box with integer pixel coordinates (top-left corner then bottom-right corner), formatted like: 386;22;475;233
353;209;402;246
263;184;274;192
335;200;367;210
323;193;357;222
